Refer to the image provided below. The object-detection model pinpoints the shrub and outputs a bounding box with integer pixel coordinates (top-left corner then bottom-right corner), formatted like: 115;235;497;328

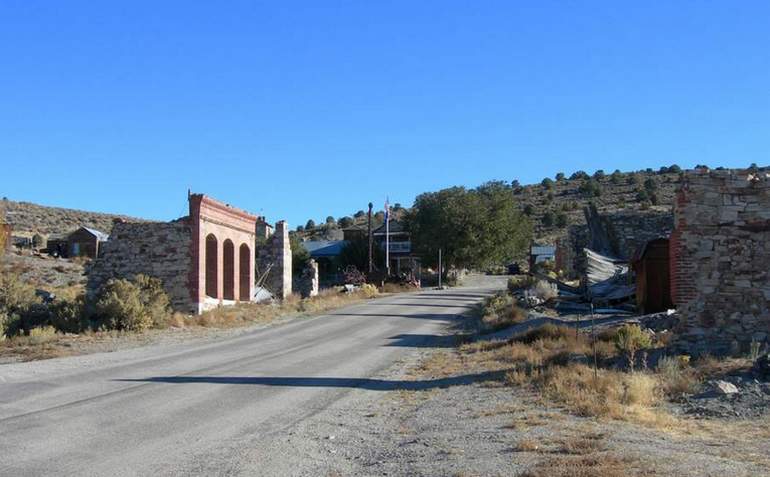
541;177;554;189
0;271;42;337
480;292;526;332
527;280;557;302
361;283;378;298
614;324;652;371
554;212;568;227
342;265;367;285
27;325;57;345
508;275;536;293
133;274;171;328
579;179;602;197
643;177;657;191
523;204;534;216
47;295;86;333
541;211;554;227
0;271;39;315
593;169;605;179
555;172;565;181
512;323;573;344
656;356;699;397
94;274;171;332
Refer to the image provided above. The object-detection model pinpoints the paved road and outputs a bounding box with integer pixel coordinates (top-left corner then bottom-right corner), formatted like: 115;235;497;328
0;277;505;476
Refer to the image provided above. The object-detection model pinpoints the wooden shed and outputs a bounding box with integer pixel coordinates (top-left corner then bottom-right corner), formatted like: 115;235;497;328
632;238;673;314
67;227;109;258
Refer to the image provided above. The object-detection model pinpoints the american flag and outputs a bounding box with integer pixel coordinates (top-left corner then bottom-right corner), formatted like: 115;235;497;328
384;199;390;222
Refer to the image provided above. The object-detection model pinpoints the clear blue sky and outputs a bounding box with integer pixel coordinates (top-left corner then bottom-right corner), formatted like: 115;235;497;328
1;1;768;226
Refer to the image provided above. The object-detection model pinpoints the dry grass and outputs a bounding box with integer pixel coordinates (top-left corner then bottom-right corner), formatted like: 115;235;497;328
521;453;646;477
514;438;542;452
557;436;606;455
451;324;690;429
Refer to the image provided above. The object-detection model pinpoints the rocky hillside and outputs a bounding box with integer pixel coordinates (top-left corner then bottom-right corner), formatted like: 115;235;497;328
0;199;146;238
513;166;683;243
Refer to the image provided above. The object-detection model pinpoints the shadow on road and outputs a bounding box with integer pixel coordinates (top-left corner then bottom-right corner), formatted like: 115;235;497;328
379;302;473;309
116;371;504;391
328;312;463;321
385;333;456;348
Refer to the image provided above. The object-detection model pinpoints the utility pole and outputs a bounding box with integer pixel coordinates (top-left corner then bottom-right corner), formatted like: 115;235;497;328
367;202;373;273
438;248;442;289
385;199;390;277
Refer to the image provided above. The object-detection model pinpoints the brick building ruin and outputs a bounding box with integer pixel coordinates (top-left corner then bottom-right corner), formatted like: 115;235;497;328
88;193;292;314
671;167;770;355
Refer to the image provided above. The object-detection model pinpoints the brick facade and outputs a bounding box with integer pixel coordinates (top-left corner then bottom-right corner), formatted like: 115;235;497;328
88;193;290;314
672;167;770;355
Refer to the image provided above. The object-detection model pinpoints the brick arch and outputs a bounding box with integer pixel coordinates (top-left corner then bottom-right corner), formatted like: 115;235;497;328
223;239;235;301
205;234;218;298
239;243;251;301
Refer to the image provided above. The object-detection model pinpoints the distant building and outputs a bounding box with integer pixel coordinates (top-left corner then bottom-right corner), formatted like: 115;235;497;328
529;244;556;269
303;240;348;282
256;218;273;240
67;227;109;258
372;220;420;277
342;225;367;242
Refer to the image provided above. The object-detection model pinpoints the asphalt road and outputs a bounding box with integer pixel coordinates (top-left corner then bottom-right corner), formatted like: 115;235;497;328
0;277;505;476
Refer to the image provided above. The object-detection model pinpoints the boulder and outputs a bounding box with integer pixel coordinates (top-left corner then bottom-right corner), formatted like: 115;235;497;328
709;380;739;395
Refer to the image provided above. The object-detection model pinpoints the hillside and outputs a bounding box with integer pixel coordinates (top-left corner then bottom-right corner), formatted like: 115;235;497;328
513;167;682;243
0;199;146;238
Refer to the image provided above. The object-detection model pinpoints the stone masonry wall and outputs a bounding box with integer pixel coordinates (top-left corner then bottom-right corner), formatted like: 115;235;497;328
87;220;193;312
672;167;770;355
257;221;292;300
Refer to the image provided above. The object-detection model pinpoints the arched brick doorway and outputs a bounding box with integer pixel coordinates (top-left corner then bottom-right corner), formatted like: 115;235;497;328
239;243;251;301
223;239;235;301
205;234;218;298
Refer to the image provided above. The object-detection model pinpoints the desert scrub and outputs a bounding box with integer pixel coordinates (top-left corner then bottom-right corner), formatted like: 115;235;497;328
361;283;378;298
93;274;171;332
507;275;536;293
656;355;700;397
526;280;557;302
0;270;42;337
479;292;526;332
614;324;652;371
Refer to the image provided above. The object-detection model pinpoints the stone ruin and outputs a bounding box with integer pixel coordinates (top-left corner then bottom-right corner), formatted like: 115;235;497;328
299;259;319;298
257;221;292;300
671;167;770;355
88;193;292;314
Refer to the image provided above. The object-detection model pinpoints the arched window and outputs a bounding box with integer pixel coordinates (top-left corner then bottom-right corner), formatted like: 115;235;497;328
223;239;235;301
239;243;251;301
205;234;218;298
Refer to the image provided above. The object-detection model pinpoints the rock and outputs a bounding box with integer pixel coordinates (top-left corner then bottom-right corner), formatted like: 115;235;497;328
710;380;739;395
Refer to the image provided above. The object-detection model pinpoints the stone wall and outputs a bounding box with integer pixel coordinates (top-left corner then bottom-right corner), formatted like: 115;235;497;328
672;167;770;355
557;208;673;279
257;221;292;299
87;220;193;311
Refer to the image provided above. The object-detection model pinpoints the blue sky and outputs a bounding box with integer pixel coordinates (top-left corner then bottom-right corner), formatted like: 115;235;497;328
1;1;768;226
